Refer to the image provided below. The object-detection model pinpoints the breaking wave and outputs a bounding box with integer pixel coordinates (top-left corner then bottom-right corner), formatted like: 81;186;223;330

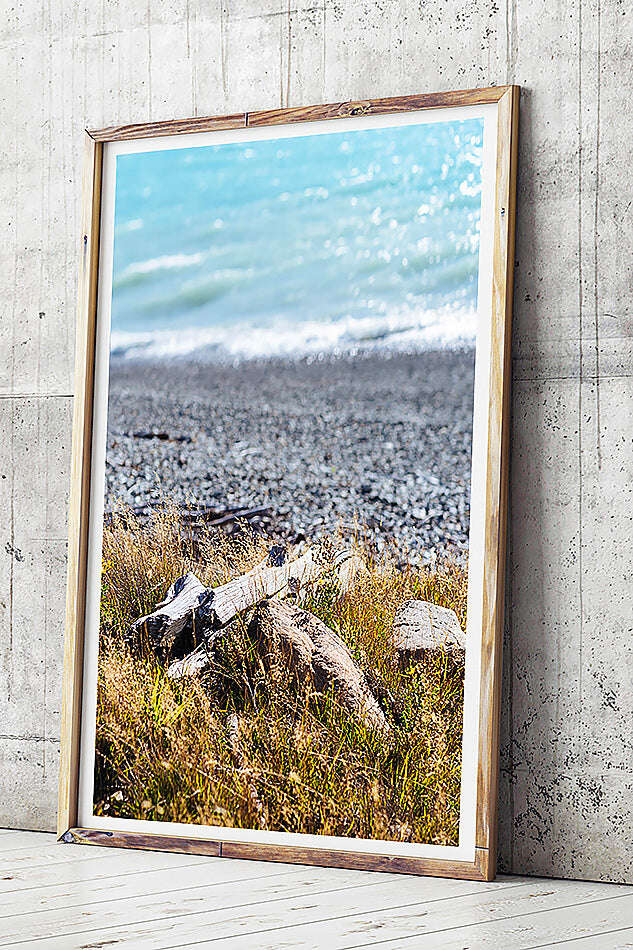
110;304;477;363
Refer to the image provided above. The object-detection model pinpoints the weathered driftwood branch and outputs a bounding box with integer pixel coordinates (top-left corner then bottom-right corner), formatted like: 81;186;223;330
136;549;388;737
131;545;360;655
392;599;466;667
252;599;390;734
166;642;212;680
129;572;214;655
105;502;272;528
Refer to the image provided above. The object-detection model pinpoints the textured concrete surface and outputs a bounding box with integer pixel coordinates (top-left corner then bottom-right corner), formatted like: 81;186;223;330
1;0;632;881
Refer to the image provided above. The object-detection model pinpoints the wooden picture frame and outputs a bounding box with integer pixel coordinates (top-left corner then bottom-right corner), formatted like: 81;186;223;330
59;86;519;881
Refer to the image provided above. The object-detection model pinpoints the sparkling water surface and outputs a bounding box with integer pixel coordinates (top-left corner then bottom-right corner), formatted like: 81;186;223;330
110;118;483;361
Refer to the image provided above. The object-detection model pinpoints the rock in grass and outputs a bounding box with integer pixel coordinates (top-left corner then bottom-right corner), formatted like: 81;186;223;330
252;599;390;733
392;599;465;666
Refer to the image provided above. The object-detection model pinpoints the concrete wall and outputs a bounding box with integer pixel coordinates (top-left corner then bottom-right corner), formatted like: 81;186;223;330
2;0;632;882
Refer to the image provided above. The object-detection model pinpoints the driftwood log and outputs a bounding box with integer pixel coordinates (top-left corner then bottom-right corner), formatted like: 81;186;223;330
392;599;466;667
132;545;390;732
130;572;212;656
207;546;343;624
252;599;390;734
105;502;272;531
131;545;360;656
125;546;468;751
166;642;212;680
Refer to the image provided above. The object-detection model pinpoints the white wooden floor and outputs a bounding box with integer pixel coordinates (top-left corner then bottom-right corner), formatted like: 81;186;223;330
2;831;633;949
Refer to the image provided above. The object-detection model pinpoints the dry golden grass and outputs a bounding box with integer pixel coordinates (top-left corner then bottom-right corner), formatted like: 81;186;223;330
95;501;467;846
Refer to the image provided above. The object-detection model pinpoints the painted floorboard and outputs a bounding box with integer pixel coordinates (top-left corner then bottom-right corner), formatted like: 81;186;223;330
161;885;633;950
1;833;632;950
0;849;216;895
0;874;527;945
6;880;616;948
331;895;633;950
534;929;633;949
0;862;468;937
0;844;130;875
0;860;299;918
0;833;57;851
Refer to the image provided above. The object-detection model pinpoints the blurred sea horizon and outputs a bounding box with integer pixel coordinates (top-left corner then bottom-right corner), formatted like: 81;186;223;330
110;118;484;363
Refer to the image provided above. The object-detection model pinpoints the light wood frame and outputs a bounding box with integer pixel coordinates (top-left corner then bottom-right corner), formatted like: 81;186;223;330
59;86;519;881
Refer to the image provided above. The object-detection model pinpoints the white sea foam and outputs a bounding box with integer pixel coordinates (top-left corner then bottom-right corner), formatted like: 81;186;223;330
117;218;144;233
110;305;477;363
117;252;206;282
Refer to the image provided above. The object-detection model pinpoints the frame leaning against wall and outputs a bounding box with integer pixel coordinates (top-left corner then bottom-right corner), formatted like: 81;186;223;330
58;86;519;881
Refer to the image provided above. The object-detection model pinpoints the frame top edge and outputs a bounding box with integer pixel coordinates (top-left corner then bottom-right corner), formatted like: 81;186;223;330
87;86;517;143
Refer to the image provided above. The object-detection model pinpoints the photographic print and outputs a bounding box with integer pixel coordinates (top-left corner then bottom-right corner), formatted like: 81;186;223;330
61;89;518;879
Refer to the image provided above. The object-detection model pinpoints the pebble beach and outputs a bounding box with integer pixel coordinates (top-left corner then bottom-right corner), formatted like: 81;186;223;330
105;345;475;567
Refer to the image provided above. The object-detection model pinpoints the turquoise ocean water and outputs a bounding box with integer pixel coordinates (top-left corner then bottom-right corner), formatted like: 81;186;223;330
110;118;483;362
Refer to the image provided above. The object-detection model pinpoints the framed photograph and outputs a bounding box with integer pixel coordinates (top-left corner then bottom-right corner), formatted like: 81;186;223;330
59;87;519;880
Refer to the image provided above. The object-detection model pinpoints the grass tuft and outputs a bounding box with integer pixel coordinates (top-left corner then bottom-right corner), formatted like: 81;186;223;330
95;501;466;846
